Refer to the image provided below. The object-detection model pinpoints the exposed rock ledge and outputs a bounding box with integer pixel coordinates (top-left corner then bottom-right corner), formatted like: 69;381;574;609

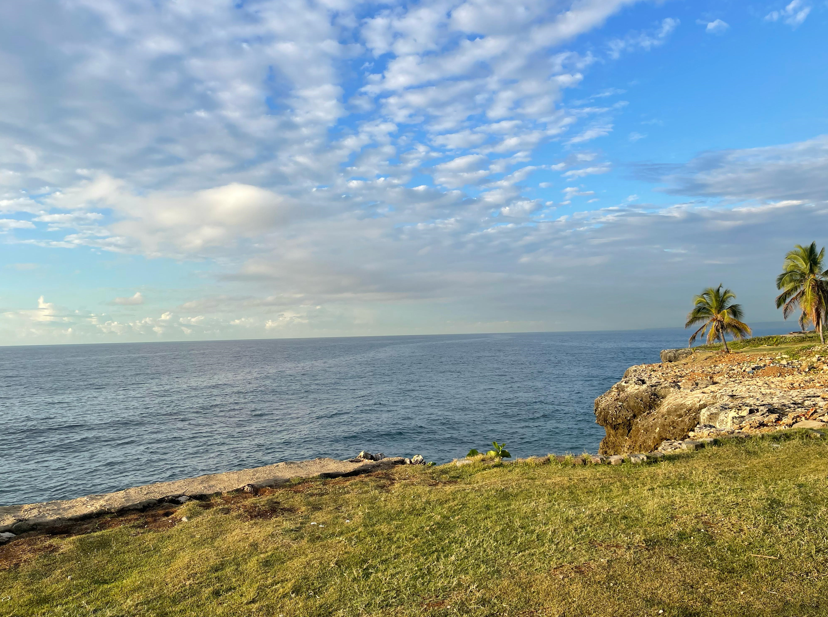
596;347;828;455
0;456;404;534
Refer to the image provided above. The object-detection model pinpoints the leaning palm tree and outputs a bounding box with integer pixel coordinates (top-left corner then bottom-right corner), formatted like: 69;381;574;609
685;285;752;352
775;242;828;344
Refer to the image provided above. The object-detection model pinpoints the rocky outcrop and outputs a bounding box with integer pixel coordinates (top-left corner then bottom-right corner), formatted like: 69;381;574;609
595;348;828;455
660;348;694;363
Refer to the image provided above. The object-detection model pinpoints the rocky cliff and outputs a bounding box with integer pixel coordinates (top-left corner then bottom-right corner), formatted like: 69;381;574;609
595;346;828;455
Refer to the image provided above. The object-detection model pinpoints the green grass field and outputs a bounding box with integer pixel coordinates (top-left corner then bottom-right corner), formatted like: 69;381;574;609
3;431;828;616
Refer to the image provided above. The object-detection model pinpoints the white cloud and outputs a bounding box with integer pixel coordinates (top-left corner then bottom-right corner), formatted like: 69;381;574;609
47;176;299;256
0;218;34;230
628;132;646;142
702;19;730;35
607;18;679;60
563;164;611;179
562;186;595;199
567;125;613;145
113;292;145;306
765;1;811;27
499;200;541;217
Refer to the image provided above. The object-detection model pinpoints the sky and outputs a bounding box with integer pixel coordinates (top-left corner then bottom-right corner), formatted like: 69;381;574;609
1;0;827;345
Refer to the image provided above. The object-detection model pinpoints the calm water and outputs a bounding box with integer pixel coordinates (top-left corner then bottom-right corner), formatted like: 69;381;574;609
0;327;791;505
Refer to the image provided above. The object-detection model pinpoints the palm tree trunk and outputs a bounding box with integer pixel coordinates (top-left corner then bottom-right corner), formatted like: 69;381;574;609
813;308;825;345
720;332;730;353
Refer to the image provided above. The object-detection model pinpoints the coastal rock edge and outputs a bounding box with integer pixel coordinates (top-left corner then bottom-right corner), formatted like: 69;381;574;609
595;346;828;455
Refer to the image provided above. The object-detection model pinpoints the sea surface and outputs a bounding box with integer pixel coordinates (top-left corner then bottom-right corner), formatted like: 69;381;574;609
0;326;793;505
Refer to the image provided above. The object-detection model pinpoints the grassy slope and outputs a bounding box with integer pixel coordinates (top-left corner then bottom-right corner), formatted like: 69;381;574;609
694;332;822;357
2;433;828;616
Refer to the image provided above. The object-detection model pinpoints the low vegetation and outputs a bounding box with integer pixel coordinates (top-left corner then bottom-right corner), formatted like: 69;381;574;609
2;432;828;616
694;331;822;355
466;441;511;459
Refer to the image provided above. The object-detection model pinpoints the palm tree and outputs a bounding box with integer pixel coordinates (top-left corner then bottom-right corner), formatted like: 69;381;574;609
775;242;828;344
685;285;752;352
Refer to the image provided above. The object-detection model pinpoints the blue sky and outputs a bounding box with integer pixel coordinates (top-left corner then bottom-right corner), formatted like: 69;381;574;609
0;0;826;344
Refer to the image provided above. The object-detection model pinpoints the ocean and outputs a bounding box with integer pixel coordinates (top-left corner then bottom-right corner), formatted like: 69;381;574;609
0;326;792;505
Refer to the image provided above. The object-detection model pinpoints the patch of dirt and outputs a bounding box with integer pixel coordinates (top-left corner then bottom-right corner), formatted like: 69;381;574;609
0;537;60;570
756;366;796;378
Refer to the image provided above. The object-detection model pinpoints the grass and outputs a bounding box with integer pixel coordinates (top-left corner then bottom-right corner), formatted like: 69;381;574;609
2;432;828;616
694;332;823;357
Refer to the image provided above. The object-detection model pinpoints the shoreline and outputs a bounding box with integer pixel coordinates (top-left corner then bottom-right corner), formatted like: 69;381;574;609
0;456;405;535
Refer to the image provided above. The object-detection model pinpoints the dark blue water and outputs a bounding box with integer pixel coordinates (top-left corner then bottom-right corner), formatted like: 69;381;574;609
0;326;792;505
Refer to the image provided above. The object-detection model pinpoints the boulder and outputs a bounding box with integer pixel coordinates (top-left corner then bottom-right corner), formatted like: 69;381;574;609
660;348;694;363
0;531;15;545
595;378;708;455
793;420;827;429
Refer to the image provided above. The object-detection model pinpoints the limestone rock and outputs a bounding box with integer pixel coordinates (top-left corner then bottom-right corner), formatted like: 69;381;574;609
660;348;694;363
0;531;15;544
793;420;827;429
595;347;828;455
1;456;406;533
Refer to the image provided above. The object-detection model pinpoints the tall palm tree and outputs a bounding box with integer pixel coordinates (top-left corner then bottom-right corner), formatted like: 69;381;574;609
775;242;828;344
685;285;752;352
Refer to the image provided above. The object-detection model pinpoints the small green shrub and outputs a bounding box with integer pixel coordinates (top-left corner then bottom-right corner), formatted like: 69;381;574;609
467;442;511;459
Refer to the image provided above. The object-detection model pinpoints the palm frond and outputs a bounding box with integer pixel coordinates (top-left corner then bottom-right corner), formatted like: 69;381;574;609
722;315;751;339
688;322;708;346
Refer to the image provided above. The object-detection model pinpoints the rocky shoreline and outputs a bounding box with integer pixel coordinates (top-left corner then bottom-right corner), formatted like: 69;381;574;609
595;344;828;455
0;455;411;539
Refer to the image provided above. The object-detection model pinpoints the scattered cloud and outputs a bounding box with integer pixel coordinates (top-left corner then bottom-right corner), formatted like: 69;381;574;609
765;1;811;27
0;219;35;231
567;125;613;145
562;186;595;199
563;164;611;179
113;292;145;306
607;18;679;60
0;0;822;342
650;135;828;203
